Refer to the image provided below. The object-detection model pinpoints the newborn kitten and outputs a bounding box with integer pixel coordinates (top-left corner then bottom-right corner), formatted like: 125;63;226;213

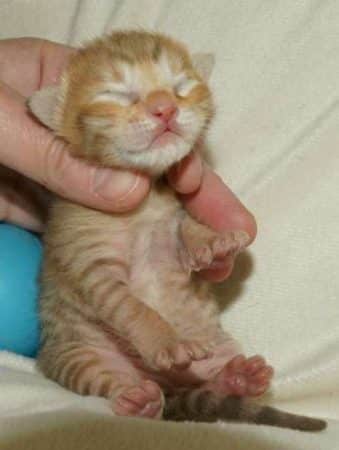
28;30;326;431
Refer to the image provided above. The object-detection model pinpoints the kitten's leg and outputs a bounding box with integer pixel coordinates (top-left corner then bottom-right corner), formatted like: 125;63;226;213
174;333;272;395
84;280;209;371
38;343;164;418
179;215;250;272
203;354;274;397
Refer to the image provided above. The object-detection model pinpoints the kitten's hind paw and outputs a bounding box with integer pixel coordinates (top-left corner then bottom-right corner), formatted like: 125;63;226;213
113;380;164;419
204;354;274;397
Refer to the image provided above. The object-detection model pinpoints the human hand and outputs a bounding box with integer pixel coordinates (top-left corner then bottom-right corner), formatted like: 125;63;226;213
0;38;256;282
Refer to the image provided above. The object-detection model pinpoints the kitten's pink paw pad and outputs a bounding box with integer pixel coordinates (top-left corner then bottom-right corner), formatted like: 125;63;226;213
208;354;274;397
155;341;211;371
183;231;250;272
114;380;163;419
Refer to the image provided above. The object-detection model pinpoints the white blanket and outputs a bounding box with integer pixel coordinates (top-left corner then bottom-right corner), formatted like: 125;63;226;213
1;1;339;448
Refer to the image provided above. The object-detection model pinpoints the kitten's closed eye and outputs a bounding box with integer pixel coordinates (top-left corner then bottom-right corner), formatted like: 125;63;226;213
174;75;199;98
94;87;139;106
93;74;199;107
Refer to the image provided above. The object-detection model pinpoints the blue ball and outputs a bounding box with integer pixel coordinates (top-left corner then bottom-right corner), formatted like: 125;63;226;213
0;223;42;357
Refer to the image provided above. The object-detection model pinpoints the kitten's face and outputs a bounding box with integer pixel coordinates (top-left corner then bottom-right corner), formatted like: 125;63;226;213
60;32;214;175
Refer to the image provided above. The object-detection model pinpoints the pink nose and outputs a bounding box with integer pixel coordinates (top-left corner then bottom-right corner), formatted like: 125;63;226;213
152;104;177;122
146;91;178;123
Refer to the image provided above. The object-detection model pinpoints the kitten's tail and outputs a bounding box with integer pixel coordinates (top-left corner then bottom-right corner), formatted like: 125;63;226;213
163;389;327;432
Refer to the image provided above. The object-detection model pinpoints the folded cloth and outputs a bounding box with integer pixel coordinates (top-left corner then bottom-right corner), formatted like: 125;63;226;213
0;351;337;450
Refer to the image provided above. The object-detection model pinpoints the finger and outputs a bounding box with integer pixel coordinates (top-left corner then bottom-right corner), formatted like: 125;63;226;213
0;192;44;232
180;164;257;243
167;152;203;194
38;39;76;88
0;82;150;213
0;38;75;96
0;165;51;232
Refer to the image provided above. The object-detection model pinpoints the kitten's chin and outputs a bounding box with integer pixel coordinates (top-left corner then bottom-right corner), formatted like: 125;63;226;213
121;136;193;176
149;131;180;150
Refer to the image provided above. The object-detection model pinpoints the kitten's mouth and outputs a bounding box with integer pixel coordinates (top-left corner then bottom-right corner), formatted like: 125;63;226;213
150;129;181;149
127;123;187;155
147;121;184;150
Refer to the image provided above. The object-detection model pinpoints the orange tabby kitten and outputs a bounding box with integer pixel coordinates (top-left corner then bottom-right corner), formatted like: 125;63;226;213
28;31;325;431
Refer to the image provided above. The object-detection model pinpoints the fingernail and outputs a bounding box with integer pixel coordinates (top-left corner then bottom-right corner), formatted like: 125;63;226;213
93;168;140;202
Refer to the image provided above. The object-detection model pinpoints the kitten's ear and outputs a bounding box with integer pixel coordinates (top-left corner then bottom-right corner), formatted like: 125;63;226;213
27;85;61;130
192;53;215;82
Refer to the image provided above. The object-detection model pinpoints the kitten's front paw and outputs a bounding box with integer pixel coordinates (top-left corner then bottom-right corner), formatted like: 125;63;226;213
204;354;274;397
181;229;250;272
152;340;212;372
113;380;164;419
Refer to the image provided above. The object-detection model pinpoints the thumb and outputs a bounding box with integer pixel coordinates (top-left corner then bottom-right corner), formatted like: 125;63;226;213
0;82;150;212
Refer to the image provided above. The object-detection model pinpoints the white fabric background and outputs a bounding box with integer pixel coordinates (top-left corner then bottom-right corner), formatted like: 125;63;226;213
0;1;339;448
